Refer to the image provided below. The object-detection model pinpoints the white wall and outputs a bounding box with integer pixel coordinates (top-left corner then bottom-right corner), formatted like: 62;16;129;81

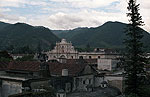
2;80;22;97
97;59;118;71
105;76;124;92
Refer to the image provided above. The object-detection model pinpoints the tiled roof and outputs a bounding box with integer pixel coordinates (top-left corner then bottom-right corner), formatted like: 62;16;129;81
7;61;41;72
0;60;94;76
66;59;97;64
0;62;9;70
84;59;97;64
48;62;87;76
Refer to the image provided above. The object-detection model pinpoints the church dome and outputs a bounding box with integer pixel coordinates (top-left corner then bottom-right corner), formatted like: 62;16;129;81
60;39;67;44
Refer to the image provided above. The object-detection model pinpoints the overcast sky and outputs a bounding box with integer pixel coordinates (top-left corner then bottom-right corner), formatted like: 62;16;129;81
0;0;149;32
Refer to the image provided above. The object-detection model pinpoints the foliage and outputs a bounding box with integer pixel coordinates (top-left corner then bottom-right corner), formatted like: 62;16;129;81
16;55;35;61
13;46;34;54
140;85;150;97
126;93;139;97
0;22;60;51
75;47;94;52
0;51;13;61
56;21;150;50
124;0;148;96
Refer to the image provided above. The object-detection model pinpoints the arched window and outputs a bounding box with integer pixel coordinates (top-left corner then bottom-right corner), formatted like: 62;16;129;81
60;55;66;58
71;56;73;59
79;56;83;59
89;56;92;59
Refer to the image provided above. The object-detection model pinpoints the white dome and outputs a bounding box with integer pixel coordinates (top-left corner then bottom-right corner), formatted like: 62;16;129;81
60;39;67;43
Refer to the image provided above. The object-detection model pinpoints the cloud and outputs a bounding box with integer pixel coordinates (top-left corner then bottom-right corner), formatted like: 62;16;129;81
0;0;149;32
0;0;47;7
0;14;19;21
49;0;120;8
25;10;127;30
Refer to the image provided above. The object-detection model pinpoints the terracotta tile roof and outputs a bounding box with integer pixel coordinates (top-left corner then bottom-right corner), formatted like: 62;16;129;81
66;59;97;64
0;60;92;76
84;59;97;64
66;59;87;64
7;61;41;72
0;62;9;70
48;62;87;76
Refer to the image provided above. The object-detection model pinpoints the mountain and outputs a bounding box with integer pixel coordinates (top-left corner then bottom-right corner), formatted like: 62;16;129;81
0;21;60;51
54;21;150;49
0;21;10;30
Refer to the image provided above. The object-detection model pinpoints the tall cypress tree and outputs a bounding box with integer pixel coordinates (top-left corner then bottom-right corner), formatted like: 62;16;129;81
124;0;147;96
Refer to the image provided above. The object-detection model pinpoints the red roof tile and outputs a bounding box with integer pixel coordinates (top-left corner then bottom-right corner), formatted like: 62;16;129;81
0;62;9;70
48;62;87;76
8;61;41;72
66;59;97;64
1;60;90;76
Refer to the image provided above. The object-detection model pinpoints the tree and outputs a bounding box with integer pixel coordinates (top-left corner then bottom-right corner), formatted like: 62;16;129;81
16;55;35;61
37;41;42;54
124;0;147;96
0;51;13;61
86;43;91;52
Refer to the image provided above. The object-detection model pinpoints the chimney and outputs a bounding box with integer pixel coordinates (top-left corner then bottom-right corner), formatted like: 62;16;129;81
62;69;68;76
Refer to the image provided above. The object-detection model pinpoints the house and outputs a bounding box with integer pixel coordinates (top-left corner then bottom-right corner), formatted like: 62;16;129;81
48;60;105;93
97;58;119;71
0;61;50;97
0;59;123;97
0;62;10;97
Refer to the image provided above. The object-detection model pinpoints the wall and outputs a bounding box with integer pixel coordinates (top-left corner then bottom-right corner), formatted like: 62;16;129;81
97;59;118;71
105;76;124;92
30;80;50;90
94;77;104;87
73;75;94;91
1;80;22;97
8;91;55;97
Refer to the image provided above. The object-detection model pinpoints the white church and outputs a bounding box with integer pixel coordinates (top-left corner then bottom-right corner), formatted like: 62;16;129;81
46;39;120;60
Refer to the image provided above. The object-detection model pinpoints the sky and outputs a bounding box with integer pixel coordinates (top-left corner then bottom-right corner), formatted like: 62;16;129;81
0;0;150;32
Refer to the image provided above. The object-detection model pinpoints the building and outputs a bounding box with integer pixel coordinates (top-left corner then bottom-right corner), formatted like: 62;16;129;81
48;60;103;92
46;39;120;61
0;61;50;97
97;58;119;71
46;39;78;60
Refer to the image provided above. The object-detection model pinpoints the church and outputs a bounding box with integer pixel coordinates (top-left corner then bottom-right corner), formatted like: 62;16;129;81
46;39;78;60
46;39;119;61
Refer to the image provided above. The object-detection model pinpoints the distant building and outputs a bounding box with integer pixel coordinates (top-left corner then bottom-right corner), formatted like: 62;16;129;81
46;39;120;61
97;58;119;71
46;39;78;60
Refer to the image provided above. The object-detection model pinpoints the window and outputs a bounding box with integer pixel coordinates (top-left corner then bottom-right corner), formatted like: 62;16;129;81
76;78;79;87
89;56;92;59
98;56;100;59
79;56;83;59
89;79;92;84
71;56;73;59
83;80;86;84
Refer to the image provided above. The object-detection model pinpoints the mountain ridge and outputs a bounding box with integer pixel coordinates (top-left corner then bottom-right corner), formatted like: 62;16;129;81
53;21;150;49
0;21;149;51
0;21;60;51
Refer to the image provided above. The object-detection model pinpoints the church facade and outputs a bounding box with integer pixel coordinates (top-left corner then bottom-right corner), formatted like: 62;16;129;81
46;39;78;60
46;39;120;60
